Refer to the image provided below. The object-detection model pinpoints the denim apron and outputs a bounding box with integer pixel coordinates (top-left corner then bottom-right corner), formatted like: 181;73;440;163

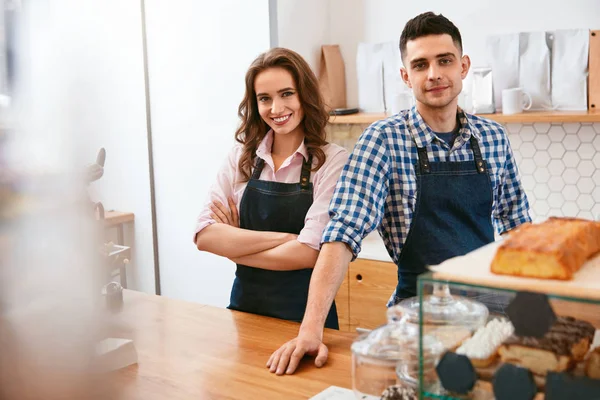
394;135;495;303
228;155;339;329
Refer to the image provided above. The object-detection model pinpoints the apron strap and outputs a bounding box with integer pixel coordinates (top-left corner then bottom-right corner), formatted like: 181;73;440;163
416;146;431;174
251;157;265;180
416;136;487;175
299;155;313;189
469;136;487;174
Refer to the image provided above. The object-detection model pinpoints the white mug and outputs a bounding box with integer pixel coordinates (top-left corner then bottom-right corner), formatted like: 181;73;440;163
502;88;532;115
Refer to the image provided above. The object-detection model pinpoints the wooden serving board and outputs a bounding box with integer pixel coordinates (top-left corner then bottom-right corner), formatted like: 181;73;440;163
429;241;600;301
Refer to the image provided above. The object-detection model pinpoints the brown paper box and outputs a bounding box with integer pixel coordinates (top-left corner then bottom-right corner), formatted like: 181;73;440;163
319;45;347;110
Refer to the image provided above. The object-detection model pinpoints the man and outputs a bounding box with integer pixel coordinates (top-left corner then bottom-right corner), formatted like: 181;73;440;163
266;11;531;375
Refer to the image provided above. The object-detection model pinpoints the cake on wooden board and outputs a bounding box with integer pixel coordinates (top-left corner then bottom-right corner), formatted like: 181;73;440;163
491;217;600;280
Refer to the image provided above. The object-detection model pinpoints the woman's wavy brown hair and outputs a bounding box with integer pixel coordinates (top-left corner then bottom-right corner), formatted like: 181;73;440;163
235;47;329;182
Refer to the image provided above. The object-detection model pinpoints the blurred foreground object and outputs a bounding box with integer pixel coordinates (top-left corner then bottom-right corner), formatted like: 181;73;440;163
0;2;121;399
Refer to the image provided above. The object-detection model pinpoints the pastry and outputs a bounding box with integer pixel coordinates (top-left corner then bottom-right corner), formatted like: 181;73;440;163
586;347;600;379
456;318;514;367
380;385;417;400
491;217;600;280
498;316;595;375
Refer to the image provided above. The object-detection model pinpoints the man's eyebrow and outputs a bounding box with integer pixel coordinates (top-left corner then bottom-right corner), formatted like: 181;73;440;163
410;53;456;65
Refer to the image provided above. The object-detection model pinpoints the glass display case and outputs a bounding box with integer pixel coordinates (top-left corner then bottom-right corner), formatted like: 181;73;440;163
417;271;600;400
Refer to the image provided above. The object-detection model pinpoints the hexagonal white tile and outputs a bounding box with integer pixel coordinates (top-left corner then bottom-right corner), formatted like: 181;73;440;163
547;192;564;208
533;123;551;134
548;126;567;142
533;134;551;150
577;194;594;211
519;142;536;158
548;208;563;217
577;177;595;195
563;168;580;185
548;142;566;159
578;211;594;220
593;152;600;169
533;167;550;184
520;126;537;142
505;123;522;134
577;126;596;143
508;133;523;149
563;185;579;201
563;151;580;168
562;123;581;134
535;200;550;216
548;176;565;192
593;135;600;151
592;204;600;220
577;160;595;177
533;183;550;200
563;134;581;151
521;175;536;192
594;170;600;186
533;151;550;167
547;159;565;176
594;123;600;134
519;158;537;175
513;149;523;164
577;144;595;160
593;186;600;203
561;201;579;217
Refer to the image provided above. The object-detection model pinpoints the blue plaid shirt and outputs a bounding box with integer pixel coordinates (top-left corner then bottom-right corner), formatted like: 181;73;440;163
322;106;531;265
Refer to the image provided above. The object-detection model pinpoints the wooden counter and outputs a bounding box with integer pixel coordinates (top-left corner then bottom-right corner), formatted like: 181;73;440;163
111;290;355;399
329;110;600;125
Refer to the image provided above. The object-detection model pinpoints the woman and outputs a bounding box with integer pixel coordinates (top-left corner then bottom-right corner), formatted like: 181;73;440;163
194;48;348;329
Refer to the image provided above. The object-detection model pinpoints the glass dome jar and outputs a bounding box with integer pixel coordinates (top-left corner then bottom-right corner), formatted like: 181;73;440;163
351;317;444;398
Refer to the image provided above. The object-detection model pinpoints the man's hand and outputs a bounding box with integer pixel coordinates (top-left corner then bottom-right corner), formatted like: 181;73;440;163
266;329;328;375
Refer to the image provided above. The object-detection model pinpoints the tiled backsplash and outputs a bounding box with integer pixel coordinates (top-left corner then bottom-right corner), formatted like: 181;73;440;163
327;122;600;223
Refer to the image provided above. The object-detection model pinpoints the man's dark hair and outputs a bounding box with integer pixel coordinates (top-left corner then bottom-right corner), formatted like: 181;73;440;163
399;12;463;61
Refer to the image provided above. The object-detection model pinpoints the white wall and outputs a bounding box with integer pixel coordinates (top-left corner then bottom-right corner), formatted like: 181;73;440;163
19;0;156;294
144;1;271;306
276;0;331;74
329;0;600;107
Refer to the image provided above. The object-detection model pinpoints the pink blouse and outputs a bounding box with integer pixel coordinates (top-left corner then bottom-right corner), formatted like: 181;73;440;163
193;131;348;250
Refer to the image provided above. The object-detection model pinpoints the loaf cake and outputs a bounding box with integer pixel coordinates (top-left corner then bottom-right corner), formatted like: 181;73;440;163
498;316;595;375
491;217;600;280
586;347;600;380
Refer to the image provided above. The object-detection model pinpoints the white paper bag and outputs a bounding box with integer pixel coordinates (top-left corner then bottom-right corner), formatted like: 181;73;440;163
519;31;552;110
381;40;404;114
486;33;520;112
356;42;386;112
552;29;589;110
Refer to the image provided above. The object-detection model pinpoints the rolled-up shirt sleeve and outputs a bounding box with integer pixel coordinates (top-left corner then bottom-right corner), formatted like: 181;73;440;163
193;145;241;243
494;134;532;234
296;146;349;250
321;127;391;259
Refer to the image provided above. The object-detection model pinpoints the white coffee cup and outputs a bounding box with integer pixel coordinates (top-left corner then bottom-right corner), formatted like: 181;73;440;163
502;88;532;115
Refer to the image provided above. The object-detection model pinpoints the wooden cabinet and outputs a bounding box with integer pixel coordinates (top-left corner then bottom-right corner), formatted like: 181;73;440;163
334;258;397;332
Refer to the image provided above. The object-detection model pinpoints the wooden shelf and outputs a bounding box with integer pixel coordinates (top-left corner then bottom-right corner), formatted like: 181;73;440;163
104;211;134;227
328;110;600;125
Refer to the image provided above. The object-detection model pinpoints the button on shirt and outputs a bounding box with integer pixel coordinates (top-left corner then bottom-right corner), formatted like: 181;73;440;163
194;130;349;250
322;107;531;262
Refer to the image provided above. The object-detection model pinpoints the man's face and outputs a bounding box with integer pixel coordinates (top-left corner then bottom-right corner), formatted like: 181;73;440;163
401;34;470;110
